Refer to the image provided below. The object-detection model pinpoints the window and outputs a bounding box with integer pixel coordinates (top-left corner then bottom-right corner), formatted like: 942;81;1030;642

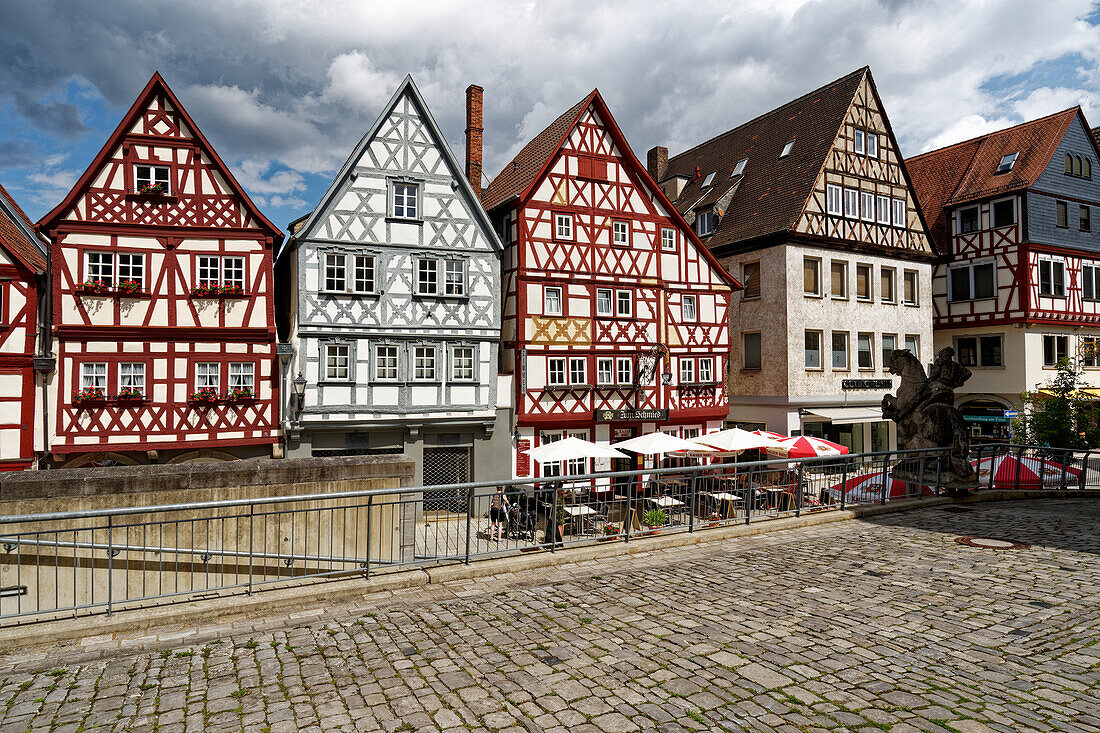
661;227;676;251
86;252;114;285
958;206;979;234
996;152;1018;173
957;336;977;366
1083;264;1100;301
743;332;762;370
904;335;919;355
596;357;614;385
569;357;585;385
353;255;375;293
843;188;859;219
867;133;879;158
948;261;995;301
451;346;475;381
223;257;245;290
414;346;436;380
992;198;1016;227
680;358;695;384
229;362;254;391
544;287;563;316
701;172;716;188
196;362;220;390
596;288;613;316
134;164;169;194
857;333;874;370
805;330;822;369
1043;334;1069;367
616;290;632;317
1057;200;1069;228
555;213;573;240
119;363;145;393
881;334;897;368
732;158;747;176
856;263;873;301
1084;336;1100;367
198;255;220;285
324;253;346;292
826;184;842;216
392;182;418;219
375;345;399;381
1082;205;1092;233
698;358;713;383
444;260;465;296
112;253;143;290
831;332;849;370
612;220;630;247
1087;159;1093;180
880;267;896;303
695;210;714;237
577;155;607;180
780;140;795;158
957;335;1003;367
81;362;107;391
860;192;875;222
682;294;697;321
876;195;891;225
830;261;847;299
742;261;760;299
1074;156;1082;176
547;357;567;386
324;344;350;381
417;258;438;295
803;257;821;296
616;357;633;385
892;198;906;228
854;129;865;155
903;270;918;305
1039;258;1066;297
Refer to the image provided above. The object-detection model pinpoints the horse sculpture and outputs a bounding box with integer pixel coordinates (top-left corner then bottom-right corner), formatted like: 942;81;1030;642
882;347;977;489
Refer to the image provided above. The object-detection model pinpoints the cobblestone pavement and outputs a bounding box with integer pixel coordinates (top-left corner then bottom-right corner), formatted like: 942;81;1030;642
1;499;1098;733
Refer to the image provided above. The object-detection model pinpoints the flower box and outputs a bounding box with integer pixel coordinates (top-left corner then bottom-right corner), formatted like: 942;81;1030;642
116;388;146;402
225;387;254;402
191;283;246;298
74;388;107;406
79;280;112;295
137;183;167;195
188;387;220;404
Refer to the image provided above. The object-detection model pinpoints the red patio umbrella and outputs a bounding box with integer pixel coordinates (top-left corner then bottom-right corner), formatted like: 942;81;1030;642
972;453;1081;488
827;470;936;503
768;435;850;459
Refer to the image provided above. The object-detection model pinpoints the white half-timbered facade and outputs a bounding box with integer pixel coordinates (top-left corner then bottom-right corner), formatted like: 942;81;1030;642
278;76;506;487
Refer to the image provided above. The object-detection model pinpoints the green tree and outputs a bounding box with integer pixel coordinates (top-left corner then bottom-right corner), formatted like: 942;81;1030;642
1014;358;1100;450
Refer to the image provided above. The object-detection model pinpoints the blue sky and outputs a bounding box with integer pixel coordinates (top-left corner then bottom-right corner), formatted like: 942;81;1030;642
1;0;1098;231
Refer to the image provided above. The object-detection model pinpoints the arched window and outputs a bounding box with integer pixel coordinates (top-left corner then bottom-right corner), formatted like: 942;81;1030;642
1067;154;1074;174
1085;158;1092;180
1074;156;1082;176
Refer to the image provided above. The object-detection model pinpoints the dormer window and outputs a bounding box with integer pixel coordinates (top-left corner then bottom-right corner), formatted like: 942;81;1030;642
135;164;169;195
996;152;1018;173
701;171;716;188
695;210;714;237
731;158;747;177
780;140;795;159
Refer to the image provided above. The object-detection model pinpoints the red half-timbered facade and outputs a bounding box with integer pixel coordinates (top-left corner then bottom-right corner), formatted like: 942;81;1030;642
37;73;283;467
0;184;47;470
477;89;739;479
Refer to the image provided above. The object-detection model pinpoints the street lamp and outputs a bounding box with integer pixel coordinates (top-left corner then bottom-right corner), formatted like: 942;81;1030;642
292;372;307;416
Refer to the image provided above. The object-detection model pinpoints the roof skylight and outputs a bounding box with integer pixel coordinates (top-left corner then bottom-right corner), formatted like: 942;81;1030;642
731;158;747;176
701;171;716;187
996;152;1019;173
780;140;795;159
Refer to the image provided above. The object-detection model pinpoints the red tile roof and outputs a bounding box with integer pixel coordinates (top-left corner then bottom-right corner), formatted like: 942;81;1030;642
663;67;867;249
0;182;47;273
908;109;1079;253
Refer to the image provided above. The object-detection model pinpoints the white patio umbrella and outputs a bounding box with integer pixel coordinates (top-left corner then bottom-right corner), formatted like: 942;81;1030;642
611;431;716;455
525;436;628;464
696;428;781;453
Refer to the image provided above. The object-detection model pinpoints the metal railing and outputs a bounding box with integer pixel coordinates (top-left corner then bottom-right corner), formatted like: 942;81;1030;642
1;443;1095;625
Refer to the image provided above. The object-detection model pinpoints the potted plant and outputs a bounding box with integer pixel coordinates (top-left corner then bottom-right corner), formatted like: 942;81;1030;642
74;387;105;405
117;386;144;401
116;279;143;296
599;522;621;542
218;283;245;297
189;387;219;404
226;386;254;402
191;282;217;298
80;279;111;295
137;182;166;195
642;508;668;535
704;511;721;527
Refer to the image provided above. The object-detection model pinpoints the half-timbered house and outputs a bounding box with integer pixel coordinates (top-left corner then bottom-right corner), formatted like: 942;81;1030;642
277;77;508;488
909;108;1100;439
476;88;738;480
0;184;48;470
36;73;283;467
649;67;935;451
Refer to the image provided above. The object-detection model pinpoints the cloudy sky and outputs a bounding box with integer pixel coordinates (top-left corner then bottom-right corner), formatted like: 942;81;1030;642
2;0;1099;229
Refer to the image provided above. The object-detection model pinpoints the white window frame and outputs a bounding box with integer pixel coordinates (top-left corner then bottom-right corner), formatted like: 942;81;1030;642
374;344;399;381
451;345;475;382
830;260;847;300
196;362;220;390
324;343;351;382
680;358;695;384
569;357;586;385
831;331;849;371
81;362;107;391
957;205;980;235
695;210;714;237
698;357;714;383
117;253;144;289
86;252;115;286
743;332;762;371
119;362;145;393
413;346;437;381
1043;334;1068;367
866;133;879;158
892;198;906;228
391;181;419;220
682;294;697;321
805;330;822;370
555;213;573;241
880;267;897;304
860;191;876;223
826;184;842;216
229;362;255;391
353;255;376;293
876;195;891;225
444;259;466;297
857;333;874;370
853;129;865;155
595;288;613;316
596;357;614;386
904;334;919;356
661;227;676;251
544;286;563;316
780;140;795;158
134;164;170;194
612;220;630;247
803;257;822;297
547;357;567;387
881;334;897;370
616;290;632;318
991;196;1016;228
731;158;747;176
616;356;633;385
1083;263;1100;301
948;260;996;302
1038;256;1066;298
856;263;873;301
416;257;439;296
324;252;347;293
843;188;859;219
903;269;919;306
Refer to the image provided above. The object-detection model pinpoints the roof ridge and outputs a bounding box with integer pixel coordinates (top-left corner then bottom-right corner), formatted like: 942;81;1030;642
667;66;867;163
908;107;1078;162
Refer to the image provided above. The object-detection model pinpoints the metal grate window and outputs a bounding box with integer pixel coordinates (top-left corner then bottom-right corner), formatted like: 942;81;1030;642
423;447;471;514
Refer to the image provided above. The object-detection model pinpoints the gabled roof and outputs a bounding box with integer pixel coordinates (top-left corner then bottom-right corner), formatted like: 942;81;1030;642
0;182;47;273
663;67;868;249
282;74;501;261
908;108;1081;250
483;89;740;290
37;72;282;240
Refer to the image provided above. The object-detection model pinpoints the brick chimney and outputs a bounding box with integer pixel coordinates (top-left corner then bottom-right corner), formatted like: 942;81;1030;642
647;146;668;182
465;84;484;193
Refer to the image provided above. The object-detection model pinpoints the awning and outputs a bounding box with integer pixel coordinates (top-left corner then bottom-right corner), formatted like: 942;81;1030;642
802;406;884;425
1035;388;1100;399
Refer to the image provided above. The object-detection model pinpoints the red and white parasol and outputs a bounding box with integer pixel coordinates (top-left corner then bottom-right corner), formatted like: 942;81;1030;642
767;435;849;459
972;453;1081;488
827;470;936;503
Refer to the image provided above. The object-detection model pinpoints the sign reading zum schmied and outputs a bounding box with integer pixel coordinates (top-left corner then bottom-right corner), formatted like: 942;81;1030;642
841;379;893;390
594;409;670;422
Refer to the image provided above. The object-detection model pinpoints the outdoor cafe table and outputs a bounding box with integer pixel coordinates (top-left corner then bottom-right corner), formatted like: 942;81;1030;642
563;504;599;534
647;495;684;507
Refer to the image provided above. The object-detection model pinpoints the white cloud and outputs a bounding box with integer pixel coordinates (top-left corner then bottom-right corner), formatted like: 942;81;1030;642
921;114;1020;152
235;160;305;195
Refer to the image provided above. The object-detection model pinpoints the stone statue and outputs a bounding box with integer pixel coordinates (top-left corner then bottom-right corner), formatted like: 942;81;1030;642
881;347;977;490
